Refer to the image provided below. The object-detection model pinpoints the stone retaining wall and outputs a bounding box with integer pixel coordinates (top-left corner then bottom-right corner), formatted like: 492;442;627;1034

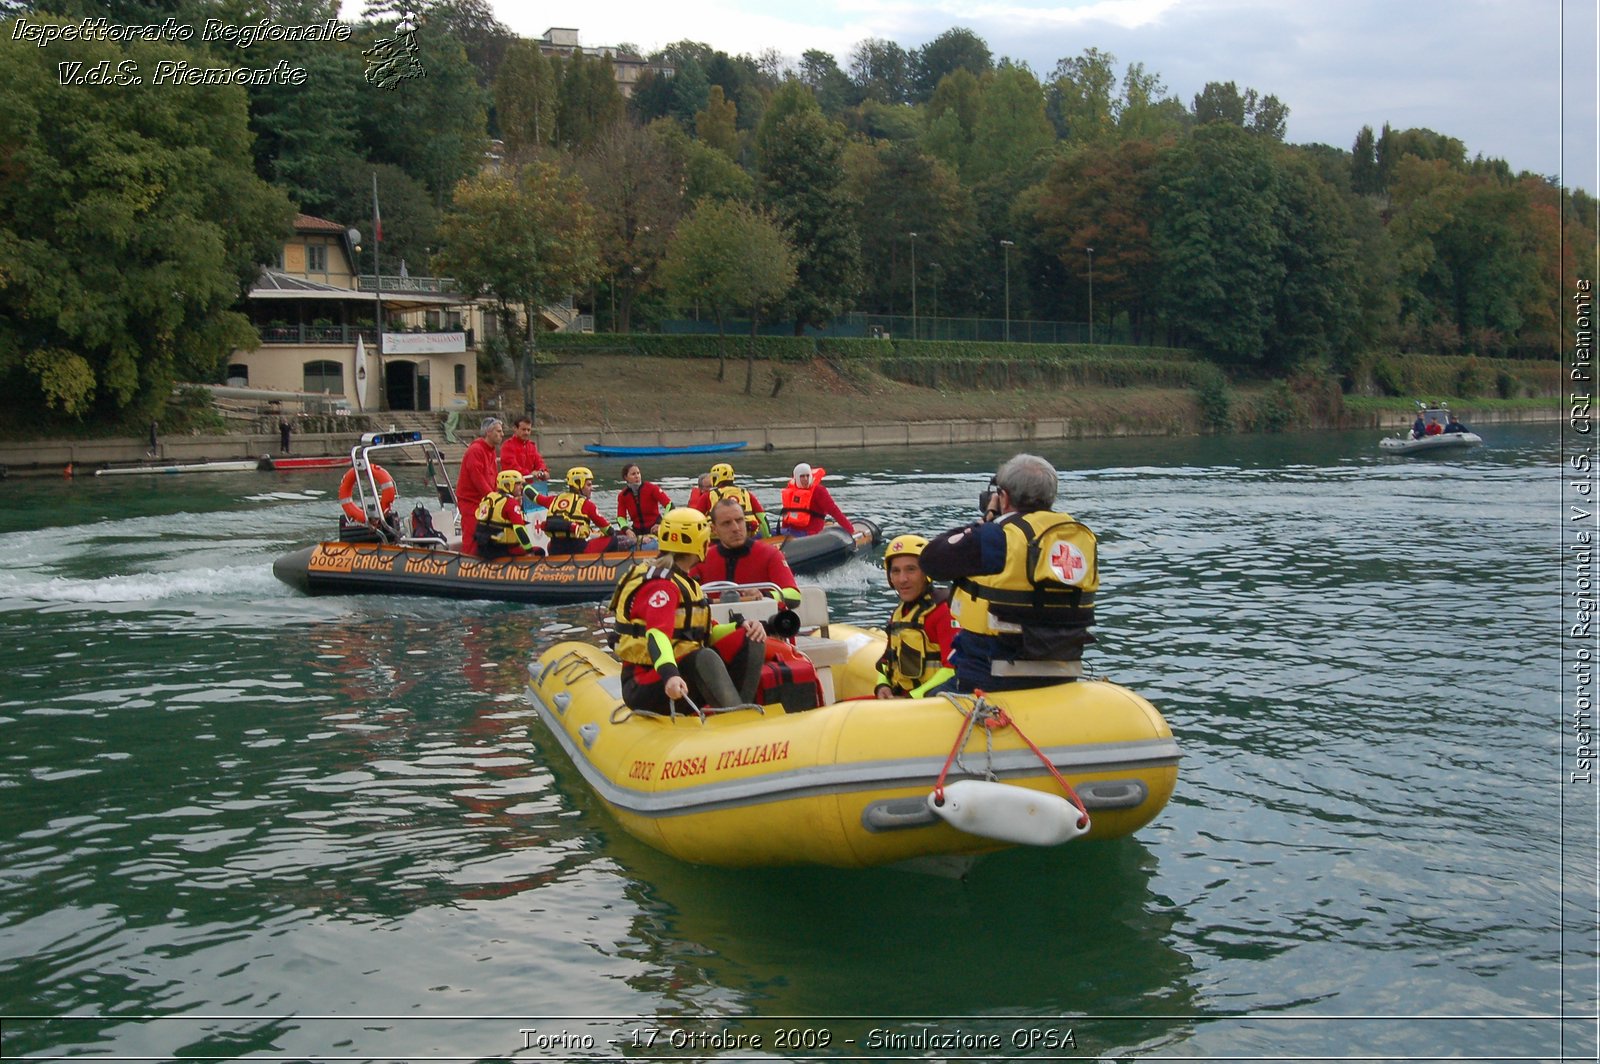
0;406;1566;477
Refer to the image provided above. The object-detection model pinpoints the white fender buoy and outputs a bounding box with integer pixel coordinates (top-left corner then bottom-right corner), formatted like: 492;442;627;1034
927;779;1090;847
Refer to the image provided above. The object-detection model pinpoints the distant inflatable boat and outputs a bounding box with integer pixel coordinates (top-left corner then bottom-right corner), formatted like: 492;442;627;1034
584;441;749;457
269;432;880;603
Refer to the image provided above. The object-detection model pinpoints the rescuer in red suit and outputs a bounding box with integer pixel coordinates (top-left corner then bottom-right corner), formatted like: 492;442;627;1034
499;415;549;481
690;498;801;607
456;417;503;556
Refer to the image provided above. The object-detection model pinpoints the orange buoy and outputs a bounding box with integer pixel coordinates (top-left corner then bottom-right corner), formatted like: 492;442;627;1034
338;463;396;521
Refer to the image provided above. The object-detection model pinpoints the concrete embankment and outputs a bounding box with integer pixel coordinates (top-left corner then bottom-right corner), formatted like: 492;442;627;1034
0;405;1564;478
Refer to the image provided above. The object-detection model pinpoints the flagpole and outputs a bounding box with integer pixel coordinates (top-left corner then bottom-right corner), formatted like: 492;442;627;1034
372;172;384;412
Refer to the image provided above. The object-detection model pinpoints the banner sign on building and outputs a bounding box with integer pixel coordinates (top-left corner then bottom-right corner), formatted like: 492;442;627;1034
381;331;466;354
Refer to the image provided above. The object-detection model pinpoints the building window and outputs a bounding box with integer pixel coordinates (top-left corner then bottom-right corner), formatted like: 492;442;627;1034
226;363;249;385
306;244;327;272
303;359;344;394
454;364;466;393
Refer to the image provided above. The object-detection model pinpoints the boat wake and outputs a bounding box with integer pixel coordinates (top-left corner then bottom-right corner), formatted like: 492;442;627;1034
0;562;287;610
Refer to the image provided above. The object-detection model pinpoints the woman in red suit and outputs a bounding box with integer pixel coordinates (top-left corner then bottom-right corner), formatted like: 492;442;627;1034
616;463;673;534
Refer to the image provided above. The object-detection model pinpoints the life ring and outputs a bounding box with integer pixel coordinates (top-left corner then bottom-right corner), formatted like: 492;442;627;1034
339;463;396;521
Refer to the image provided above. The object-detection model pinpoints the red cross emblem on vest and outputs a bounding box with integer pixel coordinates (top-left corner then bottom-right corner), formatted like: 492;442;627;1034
1049;542;1085;583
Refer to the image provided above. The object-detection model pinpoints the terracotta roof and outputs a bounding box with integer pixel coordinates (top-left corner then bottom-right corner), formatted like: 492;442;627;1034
293;213;345;233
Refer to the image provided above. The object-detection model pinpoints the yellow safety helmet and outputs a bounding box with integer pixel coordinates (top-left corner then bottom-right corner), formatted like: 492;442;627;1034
497;469;526;495
565;465;594;491
709;462;735;487
657;506;711;560
883;534;929;584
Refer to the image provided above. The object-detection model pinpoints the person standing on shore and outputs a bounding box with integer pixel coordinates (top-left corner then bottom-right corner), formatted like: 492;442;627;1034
456;417;503;556
147;420;159;458
279;418;292;455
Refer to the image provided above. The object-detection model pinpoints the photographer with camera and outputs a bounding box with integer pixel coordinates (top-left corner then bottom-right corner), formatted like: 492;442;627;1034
919;453;1099;693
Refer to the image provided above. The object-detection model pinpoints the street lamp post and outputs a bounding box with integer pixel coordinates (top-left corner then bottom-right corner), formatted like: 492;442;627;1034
1000;239;1015;342
908;232;918;341
1086;246;1095;345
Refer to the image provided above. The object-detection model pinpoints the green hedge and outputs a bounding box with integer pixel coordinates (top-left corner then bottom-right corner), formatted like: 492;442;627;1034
540;332;816;362
876;356;1212;391
1352;350;1562;398
541;331;1197;366
854;339;1195;362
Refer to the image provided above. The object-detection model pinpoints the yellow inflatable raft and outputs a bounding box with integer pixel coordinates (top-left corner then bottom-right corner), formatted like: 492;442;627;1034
525;594;1179;869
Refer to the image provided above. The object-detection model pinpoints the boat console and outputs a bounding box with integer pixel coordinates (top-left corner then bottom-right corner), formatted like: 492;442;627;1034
703;581;863;704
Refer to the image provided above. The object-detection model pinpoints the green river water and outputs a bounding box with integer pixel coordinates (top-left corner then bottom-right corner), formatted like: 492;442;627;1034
0;423;1593;1062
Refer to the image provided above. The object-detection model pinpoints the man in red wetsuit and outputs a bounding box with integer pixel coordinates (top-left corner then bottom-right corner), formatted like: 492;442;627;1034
499;415;549;482
690;498;801;606
778;462;856;537
456;417;503;556
686;473;713;514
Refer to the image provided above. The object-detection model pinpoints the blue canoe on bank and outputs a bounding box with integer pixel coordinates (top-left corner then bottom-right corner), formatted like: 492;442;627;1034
583;441;749;457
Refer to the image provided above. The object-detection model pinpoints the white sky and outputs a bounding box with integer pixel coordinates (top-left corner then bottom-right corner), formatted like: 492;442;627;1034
393;0;1598;186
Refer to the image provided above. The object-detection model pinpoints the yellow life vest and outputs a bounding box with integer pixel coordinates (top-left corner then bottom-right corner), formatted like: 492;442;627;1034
609;563;712;666
952;511;1098;640
474;491;530;548
708;484;755;517
546;491;594;539
878;589;947;693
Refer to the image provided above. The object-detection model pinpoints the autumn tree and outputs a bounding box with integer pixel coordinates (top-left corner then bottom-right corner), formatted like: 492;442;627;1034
695;86;740;157
575;123;685;333
658;200;796;392
435;164;601;416
1031;139;1164;341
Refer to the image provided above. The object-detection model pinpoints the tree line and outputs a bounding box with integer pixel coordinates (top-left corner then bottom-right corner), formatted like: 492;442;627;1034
0;0;1591;423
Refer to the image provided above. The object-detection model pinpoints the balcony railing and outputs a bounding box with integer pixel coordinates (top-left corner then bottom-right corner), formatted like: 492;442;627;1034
259;324;376;345
258;325;474;347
